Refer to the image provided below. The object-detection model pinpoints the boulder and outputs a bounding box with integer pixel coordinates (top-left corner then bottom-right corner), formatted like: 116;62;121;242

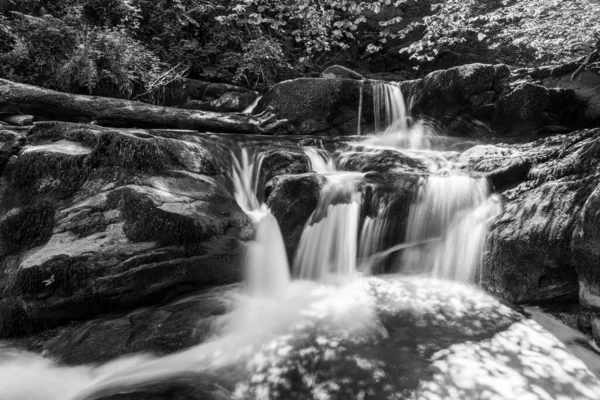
253;78;374;136
37;286;233;365
464;129;600;303
265;173;326;255
0;122;251;337
260;149;311;184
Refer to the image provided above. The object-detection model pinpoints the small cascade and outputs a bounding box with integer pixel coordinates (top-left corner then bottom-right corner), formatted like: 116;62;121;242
373;81;408;133
305;147;336;173
231;147;264;216
402;174;491;280
432;196;502;283
359;202;390;263
243;96;262;114
230;150;291;298
244;207;290;298
294;176;362;280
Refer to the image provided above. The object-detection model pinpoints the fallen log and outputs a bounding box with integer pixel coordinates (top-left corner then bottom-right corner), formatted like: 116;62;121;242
0;79;289;134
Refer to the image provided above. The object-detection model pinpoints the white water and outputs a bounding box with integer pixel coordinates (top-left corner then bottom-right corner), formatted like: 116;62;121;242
2;80;598;400
305;147;337;173
244;206;290;298
402;174;491;277
294;176;361;280
242;96;262;114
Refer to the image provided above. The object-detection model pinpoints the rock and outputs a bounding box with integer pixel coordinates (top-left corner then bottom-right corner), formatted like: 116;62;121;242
475;129;600;303
211;92;257;113
336;148;426;173
3;114;35;126
321;65;364;80
253;78;374;136
0;122;251;337
492;83;577;136
266;173;326;255
0;129;25;172
260;149;311;184
401;63;511;136
37;286;233;365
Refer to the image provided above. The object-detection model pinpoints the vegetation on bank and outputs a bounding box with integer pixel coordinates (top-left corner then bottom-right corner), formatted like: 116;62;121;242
0;0;598;102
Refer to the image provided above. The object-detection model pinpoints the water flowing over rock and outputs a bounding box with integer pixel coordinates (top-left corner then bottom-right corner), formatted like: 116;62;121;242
2;60;600;400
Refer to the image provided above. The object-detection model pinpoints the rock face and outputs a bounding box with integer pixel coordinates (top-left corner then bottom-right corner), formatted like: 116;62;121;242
256;63;598;137
401;63;583;137
458;129;600;304
0;121;251;337
253;78;374;136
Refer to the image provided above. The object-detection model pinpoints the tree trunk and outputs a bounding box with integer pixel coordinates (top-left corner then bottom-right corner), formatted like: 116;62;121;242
0;79;288;134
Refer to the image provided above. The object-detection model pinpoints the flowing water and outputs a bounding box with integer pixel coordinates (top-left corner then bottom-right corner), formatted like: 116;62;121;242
1;81;600;400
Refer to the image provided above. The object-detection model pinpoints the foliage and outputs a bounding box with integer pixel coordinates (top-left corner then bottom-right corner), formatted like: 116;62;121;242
397;0;600;69
1;0;599;97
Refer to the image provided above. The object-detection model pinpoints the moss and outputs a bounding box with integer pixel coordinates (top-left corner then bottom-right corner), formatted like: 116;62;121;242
0;202;55;256
107;188;206;246
8;150;89;201
0;298;31;337
90;130;168;172
11;255;93;297
28;121;101;147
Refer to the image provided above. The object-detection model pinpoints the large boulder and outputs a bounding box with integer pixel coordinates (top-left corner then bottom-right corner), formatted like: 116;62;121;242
0;121;251;337
459;129;600;304
253;78;374;136
401;63;585;137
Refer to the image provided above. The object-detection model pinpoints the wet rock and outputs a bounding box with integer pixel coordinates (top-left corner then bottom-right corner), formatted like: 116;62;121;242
37;286;234;365
265;173;326;255
0;123;251;337
473;129;600;303
254;78;374;136
321;65;364;80
3;114;34;126
337;149;426;173
0;129;25;172
492;83;577;136
260;149;311;184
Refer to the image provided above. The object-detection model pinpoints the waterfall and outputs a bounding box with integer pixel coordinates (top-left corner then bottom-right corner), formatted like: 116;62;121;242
372;81;408;134
369;81;434;149
402;174;493;282
244;208;291;298
432;196;502;283
231;147;264;216
230;150;290;298
293;176;361;280
305;147;336;173
359;201;390;263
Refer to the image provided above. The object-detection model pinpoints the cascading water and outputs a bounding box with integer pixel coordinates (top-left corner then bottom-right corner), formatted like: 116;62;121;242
304;147;337;173
293;175;362;280
231;147;263;216
432;195;502;283
372;81;408;134
230;148;291;297
2;76;598;400
401;174;492;279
